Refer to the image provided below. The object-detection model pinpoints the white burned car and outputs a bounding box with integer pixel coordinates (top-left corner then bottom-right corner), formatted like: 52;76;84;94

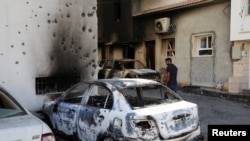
98;59;160;82
42;78;203;141
0;86;55;141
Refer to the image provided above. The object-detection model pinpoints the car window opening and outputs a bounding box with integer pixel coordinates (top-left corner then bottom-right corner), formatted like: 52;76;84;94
121;85;181;109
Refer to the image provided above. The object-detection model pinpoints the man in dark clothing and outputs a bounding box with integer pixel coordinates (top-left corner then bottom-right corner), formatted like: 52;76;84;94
164;57;178;92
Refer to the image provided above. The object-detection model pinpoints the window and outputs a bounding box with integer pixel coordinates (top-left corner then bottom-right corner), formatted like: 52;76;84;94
198;36;212;55
162;39;175;57
35;76;80;94
192;33;214;57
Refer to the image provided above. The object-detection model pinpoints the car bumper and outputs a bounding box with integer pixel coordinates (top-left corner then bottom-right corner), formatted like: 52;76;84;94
122;126;203;141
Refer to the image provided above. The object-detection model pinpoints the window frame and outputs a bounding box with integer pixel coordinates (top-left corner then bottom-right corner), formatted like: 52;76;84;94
162;38;175;57
192;33;214;57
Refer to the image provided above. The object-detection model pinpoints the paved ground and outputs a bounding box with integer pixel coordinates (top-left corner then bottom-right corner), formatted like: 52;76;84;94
178;90;250;141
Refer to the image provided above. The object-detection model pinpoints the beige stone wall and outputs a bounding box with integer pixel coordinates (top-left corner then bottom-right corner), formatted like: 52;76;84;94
229;41;250;93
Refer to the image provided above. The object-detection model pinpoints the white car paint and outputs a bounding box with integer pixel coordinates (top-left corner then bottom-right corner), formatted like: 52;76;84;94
0;87;55;141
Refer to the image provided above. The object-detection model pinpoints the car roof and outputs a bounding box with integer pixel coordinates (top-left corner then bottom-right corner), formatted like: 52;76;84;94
95;78;160;88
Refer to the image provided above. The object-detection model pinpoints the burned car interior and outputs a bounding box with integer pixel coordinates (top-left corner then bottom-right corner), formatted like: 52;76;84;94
121;84;182;109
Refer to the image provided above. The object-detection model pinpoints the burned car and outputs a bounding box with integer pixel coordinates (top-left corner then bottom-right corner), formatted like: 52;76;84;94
42;78;203;141
98;59;160;81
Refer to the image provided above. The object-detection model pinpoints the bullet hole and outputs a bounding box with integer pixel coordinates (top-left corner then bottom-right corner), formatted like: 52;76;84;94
78;46;82;50
88;13;93;17
6;25;8;27
54;19;57;23
63;46;67;51
39;5;42;8
80;57;83;60
92;64;97;69
93;49;96;53
50;56;54;61
75;51;78;54
53;32;56;37
61;41;64;45
1;53;3;56
25;25;28;27
66;13;70;18
26;1;29;4
2;81;4;84
82;26;86;32
47;19;51;24
66;3;69;7
84;53;90;57
92;71;94;76
22;52;26;55
93;36;95;39
37;25;40;27
88;28;92;33
21;42;25;46
81;12;85;17
92;6;96;10
15;61;19;64
35;14;37;17
48;13;50;16
18;31;21;34
11;45;14;48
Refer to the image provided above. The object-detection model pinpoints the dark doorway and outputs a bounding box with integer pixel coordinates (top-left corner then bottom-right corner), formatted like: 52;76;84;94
145;41;155;69
123;45;135;59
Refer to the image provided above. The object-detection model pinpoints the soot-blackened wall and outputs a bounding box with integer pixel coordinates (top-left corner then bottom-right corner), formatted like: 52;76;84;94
0;0;97;111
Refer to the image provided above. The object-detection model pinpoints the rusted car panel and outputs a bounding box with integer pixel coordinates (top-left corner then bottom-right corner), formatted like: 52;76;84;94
98;59;161;82
43;78;203;141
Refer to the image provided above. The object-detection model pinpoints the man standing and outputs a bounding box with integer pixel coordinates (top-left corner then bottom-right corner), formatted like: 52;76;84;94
164;58;178;92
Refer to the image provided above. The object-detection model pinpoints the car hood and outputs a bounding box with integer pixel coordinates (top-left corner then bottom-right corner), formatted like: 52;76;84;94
0;114;49;141
133;101;199;139
128;68;158;74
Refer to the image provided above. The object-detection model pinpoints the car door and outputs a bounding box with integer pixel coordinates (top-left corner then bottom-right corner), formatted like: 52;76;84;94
53;83;89;136
76;83;114;141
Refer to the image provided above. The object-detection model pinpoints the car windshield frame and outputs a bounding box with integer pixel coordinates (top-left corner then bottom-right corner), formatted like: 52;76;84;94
0;88;27;118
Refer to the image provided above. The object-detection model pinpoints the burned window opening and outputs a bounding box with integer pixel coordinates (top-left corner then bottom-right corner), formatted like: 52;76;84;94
35;76;80;95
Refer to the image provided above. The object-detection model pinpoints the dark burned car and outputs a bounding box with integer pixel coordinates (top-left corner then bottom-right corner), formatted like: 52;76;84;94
42;78;203;141
98;59;160;82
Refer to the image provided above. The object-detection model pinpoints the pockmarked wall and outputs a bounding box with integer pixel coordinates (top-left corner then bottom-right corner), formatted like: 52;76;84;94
0;0;97;111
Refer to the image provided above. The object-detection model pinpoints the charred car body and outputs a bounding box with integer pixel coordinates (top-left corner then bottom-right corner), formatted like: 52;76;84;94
42;78;203;141
98;59;160;82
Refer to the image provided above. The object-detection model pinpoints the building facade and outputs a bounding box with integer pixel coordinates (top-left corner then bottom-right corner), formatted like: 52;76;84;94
98;0;239;92
229;0;250;93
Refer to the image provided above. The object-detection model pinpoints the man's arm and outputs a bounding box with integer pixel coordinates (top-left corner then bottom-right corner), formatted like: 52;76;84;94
165;72;170;85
